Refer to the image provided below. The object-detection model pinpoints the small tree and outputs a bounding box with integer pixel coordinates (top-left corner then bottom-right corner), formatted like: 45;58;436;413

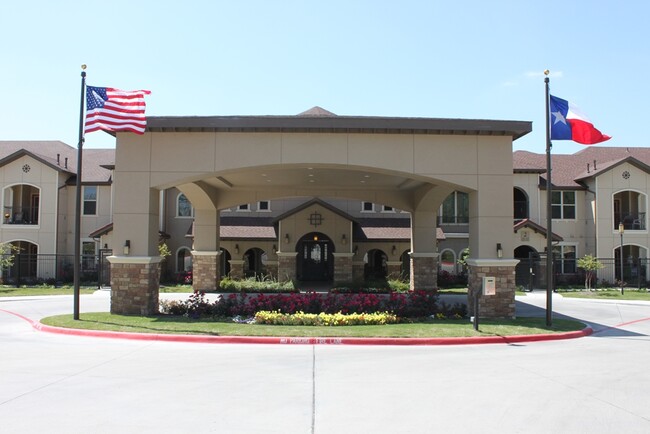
158;242;172;283
457;247;470;276
577;254;603;290
0;242;19;268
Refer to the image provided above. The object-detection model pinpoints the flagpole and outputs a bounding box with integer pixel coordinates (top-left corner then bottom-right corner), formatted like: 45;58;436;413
74;64;87;320
544;70;553;327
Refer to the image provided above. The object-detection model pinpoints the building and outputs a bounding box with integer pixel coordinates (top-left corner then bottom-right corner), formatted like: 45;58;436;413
2;109;534;317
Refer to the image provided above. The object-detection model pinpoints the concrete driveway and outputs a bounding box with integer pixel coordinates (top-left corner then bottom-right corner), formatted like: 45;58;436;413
1;291;649;434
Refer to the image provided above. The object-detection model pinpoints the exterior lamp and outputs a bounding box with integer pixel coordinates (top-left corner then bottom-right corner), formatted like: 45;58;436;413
392;245;397;255
235;244;239;254
619;222;625;295
285;233;290;244
123;240;130;255
496;243;503;259
341;234;347;245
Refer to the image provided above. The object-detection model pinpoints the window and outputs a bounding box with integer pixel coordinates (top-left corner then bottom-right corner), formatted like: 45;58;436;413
551;191;576;219
237;204;250;212
361;202;374;212
381;205;394;213
83;186;97;215
176;194;193;218
613;190;646;230
257;201;271;212
553;245;576;274
440;191;469;224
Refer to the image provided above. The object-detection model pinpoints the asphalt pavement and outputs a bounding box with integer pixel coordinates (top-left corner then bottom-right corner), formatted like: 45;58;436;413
1;291;649;433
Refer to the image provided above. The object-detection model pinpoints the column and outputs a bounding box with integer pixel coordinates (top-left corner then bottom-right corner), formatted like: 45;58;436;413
192;251;221;291
333;253;354;284
467;259;518;318
409;253;438;292
108;256;162;315
276;252;298;282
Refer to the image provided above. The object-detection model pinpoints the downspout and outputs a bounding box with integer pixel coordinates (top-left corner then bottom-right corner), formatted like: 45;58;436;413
579;180;598;257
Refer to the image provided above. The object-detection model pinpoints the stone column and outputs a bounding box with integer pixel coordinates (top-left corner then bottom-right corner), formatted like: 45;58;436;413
108;256;162;315
467;259;518;318
333;253;354;284
276;252;298;282
409;253;438;292
192;251;221;291
352;261;365;281
229;260;245;280
386;261;403;280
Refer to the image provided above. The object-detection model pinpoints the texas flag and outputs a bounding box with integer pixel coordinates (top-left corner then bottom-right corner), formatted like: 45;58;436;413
550;95;611;145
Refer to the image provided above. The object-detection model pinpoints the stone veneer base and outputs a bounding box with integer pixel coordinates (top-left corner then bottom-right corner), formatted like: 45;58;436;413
107;256;163;315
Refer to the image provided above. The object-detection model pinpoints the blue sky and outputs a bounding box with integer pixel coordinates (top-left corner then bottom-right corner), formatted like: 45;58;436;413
1;0;646;154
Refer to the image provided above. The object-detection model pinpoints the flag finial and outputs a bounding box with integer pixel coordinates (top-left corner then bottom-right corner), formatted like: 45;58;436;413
81;64;87;70
544;69;550;76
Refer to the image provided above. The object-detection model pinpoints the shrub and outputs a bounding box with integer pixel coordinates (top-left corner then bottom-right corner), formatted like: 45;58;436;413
219;276;297;293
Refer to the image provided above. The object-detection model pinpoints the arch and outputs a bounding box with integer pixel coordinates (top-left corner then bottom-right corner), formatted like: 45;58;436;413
2;183;41;225
296;232;334;282
364;248;388;280
614;243;648;283
513;187;529;221
439;249;457;274
613;189;647;230
243;247;267;277
1;240;39;284
514;245;538;288
175;247;192;273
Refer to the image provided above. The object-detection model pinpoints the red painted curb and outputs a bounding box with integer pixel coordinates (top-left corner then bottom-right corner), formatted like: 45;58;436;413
1;308;593;345
32;321;594;346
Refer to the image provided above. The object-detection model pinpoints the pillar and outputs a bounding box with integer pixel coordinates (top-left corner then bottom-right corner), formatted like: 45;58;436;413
409;253;438;291
467;259;518;318
276;252;298;282
192;251;221;291
108;256;162;315
229;260;245;280
333;253;354;284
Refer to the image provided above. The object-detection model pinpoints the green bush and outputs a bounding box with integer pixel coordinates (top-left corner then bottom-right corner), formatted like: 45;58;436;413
219;276;297;293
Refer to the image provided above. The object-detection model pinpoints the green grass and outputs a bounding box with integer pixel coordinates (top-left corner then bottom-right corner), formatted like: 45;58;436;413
159;284;194;293
40;313;585;338
557;289;650;301
0;285;97;297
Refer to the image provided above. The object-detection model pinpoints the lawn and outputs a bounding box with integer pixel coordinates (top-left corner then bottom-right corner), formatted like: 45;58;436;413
0;285;97;297
41;313;586;338
557;289;650;301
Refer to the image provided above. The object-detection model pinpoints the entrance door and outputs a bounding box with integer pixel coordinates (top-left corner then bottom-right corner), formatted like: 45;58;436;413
297;233;333;281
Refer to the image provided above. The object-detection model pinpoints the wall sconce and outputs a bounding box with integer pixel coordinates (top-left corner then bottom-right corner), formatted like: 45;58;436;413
496;243;503;259
123;240;130;255
284;234;290;244
235;244;239;254
353;245;359;255
392;245;397;256
341;234;347;245
272;244;277;253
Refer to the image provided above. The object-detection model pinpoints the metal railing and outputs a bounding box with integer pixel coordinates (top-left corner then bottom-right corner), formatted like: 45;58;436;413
2;206;39;225
0;253;102;287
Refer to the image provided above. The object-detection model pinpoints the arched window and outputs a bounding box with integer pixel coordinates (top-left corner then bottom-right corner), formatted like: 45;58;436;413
176;193;193;218
513;187;529;221
613;190;646;230
176;247;192;272
439;249;456;274
440;191;469;224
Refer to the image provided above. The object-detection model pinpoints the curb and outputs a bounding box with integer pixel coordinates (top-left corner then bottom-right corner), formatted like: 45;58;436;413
1;308;593;346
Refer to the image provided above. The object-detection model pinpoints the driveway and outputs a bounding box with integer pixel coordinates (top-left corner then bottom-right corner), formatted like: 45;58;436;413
1;291;649;434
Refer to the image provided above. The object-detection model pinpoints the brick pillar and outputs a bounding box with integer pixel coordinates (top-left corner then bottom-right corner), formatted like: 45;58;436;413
276;252;298;282
229;260;245;280
409;253;438;292
352;261;365;281
386;261;403;280
108;256;162;315
333;253;354;284
192;251;221;291
467;259;518;318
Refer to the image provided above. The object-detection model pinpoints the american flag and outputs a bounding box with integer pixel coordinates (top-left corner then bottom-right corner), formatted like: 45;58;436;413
85;86;151;135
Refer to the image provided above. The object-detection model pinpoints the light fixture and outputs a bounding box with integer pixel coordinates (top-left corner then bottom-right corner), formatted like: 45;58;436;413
341;234;347;245
235;244;239;254
392;245;397;255
313;235;319;241
272;244;277;253
123;240;130;255
354;245;359;255
496;243;503;259
285;233;290;244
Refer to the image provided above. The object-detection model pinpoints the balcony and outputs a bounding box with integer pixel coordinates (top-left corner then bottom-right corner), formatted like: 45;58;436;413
616;212;646;230
3;206;39;225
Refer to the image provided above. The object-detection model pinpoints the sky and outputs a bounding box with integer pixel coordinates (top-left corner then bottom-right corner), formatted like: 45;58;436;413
1;0;647;155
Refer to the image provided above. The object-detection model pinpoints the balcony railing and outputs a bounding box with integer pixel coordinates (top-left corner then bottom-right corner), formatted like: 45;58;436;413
615;212;646;230
3;206;39;225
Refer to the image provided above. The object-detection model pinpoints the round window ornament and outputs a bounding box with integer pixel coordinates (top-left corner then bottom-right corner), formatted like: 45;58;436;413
22;164;31;173
622;171;631;180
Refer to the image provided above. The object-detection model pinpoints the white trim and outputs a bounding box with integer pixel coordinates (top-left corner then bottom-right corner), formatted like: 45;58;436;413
257;200;271;212
236;204;251;212
107;256;164;264
443;233;470;239
191;250;223;256
408;252;439;258
360;201;375;213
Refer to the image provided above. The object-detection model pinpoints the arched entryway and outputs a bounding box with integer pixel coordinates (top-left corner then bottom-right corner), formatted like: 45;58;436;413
514;245;538;289
296;232;334;282
364;248;388;280
244;248;267;277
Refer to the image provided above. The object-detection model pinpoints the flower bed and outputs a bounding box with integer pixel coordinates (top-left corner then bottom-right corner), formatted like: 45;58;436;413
160;290;467;321
254;310;399;326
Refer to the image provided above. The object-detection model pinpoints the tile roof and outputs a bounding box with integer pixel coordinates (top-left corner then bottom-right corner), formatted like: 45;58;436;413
514;147;650;188
0;141;113;183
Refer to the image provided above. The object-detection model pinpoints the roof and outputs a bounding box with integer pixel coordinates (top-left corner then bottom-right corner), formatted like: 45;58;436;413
146;114;532;140
513;219;563;242
513;147;650;188
0;141;114;183
273;198;357;224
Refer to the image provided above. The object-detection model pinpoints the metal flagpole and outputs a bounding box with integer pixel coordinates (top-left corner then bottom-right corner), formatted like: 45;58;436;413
74;64;87;320
544;70;553;327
